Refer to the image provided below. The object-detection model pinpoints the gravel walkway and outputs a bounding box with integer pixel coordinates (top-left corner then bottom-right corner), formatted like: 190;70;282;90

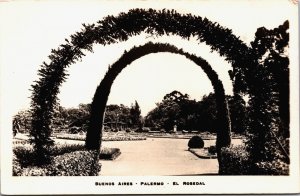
100;138;219;176
14;134;243;176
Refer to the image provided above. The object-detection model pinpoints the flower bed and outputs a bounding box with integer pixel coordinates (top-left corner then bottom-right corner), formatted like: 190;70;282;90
103;136;146;141
99;147;121;160
56;133;146;141
189;148;217;159
56;134;85;141
146;132;217;140
13;140;29;145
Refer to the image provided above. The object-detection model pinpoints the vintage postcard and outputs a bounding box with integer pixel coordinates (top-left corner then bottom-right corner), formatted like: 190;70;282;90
0;0;299;195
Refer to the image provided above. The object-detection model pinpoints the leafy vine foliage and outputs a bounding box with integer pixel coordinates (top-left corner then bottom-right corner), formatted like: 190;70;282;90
29;7;289;174
86;42;231;157
246;21;290;171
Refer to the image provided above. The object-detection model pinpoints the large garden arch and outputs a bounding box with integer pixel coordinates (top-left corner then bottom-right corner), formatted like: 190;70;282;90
86;42;231;156
30;8;255;164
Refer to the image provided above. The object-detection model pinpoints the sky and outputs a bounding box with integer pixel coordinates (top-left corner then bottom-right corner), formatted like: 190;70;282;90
0;0;297;116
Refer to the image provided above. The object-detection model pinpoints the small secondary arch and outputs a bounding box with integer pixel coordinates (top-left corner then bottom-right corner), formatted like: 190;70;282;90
86;42;231;156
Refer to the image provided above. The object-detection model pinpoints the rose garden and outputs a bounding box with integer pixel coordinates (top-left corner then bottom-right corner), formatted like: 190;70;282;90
12;9;290;176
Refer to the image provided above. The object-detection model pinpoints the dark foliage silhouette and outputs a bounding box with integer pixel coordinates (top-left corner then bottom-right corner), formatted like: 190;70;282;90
188;136;205;149
145;92;247;134
246;21;290;171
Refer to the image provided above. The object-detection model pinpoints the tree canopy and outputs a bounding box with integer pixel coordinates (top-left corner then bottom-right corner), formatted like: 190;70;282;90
145;90;247;133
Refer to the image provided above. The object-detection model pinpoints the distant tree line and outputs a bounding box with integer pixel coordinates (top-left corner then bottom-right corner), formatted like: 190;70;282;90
13;101;142;135
144;90;247;134
104;101;142;130
13;90;247;135
13;110;32;136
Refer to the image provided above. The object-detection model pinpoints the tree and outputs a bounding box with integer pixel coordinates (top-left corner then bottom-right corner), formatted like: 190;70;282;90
163;90;189;104
145;100;180;132
12;110;32;134
145;91;184;131
240;20;290;169
144;104;163;129
104;104;132;130
146;91;248;134
162;91;190;130
146;91;214;132
250;20;289;138
227;94;247;134
64;104;91;133
199;93;219;132
130;101;142;128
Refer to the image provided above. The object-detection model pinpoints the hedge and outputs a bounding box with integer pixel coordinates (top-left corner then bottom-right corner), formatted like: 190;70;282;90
219;145;250;175
14;150;100;176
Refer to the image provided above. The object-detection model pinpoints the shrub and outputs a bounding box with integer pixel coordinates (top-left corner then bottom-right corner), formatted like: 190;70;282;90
136;127;151;132
49;150;100;176
13;150;101;176
12;154;22;176
13;143;87;167
69;126;81;134
219;145;250;175
188;136;204;148
56;134;85;140
208;145;217;155
254;159;289;175
13;146;36;167
50;143;86;156
21;166;48;176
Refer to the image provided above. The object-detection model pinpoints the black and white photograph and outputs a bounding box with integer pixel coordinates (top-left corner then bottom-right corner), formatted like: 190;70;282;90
0;0;299;194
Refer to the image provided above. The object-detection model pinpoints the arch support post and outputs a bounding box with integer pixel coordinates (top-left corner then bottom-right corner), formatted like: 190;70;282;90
85;79;112;150
86;58;125;150
215;91;231;149
215;81;231;174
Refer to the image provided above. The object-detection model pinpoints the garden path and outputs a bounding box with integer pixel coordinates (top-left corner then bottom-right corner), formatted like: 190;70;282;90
100;138;219;176
15;134;243;176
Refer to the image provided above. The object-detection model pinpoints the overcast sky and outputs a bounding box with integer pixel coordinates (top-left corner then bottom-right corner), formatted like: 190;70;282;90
0;0;296;116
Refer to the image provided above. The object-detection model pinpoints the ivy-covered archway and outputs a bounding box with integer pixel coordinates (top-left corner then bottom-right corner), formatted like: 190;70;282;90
30;8;254;164
86;42;231;158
